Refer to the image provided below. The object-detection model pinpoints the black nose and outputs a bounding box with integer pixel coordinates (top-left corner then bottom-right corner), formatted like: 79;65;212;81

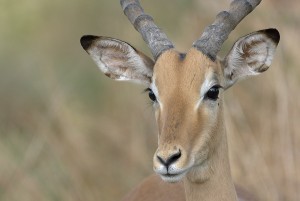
157;150;181;167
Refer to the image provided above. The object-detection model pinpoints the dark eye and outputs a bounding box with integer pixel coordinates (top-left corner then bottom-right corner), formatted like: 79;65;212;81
146;88;157;102
205;85;220;100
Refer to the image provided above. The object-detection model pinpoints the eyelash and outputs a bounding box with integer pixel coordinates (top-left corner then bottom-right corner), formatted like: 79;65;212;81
145;88;157;102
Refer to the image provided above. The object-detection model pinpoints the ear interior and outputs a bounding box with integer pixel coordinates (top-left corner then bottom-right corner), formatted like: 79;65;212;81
223;28;280;89
80;35;154;85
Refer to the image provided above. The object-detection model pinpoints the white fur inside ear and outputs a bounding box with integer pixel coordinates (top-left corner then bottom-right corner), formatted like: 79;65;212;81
234;34;277;71
86;37;154;85
224;30;279;89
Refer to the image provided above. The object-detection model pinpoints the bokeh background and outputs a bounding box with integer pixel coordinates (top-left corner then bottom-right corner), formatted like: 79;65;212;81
0;0;299;200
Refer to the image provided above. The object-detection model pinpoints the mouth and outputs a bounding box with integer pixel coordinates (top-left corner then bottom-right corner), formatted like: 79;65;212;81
154;159;195;183
159;171;187;183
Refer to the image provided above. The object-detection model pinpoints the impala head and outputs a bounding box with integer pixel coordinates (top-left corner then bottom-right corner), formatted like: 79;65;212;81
80;0;279;183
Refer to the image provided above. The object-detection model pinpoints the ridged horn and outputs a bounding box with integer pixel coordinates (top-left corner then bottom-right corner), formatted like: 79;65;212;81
193;0;262;61
120;0;174;60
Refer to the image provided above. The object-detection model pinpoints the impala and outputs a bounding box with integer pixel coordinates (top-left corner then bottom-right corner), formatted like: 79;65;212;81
80;0;280;200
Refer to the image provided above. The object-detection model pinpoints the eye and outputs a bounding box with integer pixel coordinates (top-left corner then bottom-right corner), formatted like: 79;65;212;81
205;85;221;101
146;88;157;102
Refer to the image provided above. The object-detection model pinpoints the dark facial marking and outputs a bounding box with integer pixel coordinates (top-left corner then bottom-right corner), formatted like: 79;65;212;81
179;53;186;61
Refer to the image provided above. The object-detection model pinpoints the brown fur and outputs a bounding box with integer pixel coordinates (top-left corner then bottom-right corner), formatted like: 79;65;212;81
122;174;257;201
150;49;237;201
120;45;276;200
122;174;184;201
81;29;279;201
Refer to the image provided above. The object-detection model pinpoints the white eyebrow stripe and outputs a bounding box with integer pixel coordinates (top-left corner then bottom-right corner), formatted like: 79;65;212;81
194;72;219;110
150;76;163;109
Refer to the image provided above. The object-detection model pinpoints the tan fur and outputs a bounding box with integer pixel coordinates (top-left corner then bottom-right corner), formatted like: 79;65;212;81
122;49;259;201
149;49;237;201
122;174;185;201
122;174;257;201
81;28;279;201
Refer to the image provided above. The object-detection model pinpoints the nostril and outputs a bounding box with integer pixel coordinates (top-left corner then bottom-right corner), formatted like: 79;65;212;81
157;155;166;166
167;150;181;166
157;149;182;167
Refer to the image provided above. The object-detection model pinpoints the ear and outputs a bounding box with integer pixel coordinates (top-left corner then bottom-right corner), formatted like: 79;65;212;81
80;35;154;85
223;28;280;89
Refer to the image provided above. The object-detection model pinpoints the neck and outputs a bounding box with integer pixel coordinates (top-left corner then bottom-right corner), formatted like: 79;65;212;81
183;120;237;201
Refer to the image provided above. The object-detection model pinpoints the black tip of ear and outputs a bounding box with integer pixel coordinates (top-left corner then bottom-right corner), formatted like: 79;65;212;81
263;28;280;44
80;35;99;51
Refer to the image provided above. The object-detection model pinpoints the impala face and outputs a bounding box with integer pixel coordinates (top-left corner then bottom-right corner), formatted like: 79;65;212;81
150;49;224;182
80;0;279;184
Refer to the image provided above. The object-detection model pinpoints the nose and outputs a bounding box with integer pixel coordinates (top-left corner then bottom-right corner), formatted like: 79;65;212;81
156;149;181;168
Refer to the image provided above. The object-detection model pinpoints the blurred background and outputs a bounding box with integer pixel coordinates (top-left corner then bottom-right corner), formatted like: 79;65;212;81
0;0;299;200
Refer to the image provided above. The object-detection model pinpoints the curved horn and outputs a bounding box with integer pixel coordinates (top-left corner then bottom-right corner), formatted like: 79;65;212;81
193;0;262;61
120;0;174;60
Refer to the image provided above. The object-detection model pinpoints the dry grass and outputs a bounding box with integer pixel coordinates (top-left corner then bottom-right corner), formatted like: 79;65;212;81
0;0;299;200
